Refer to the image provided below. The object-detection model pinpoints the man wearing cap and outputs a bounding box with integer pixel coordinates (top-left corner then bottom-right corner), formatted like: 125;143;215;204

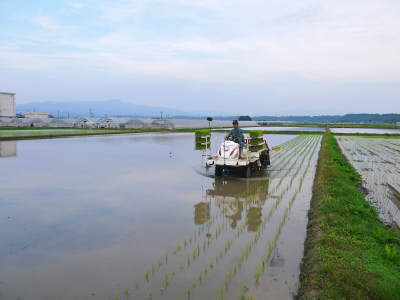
226;120;245;158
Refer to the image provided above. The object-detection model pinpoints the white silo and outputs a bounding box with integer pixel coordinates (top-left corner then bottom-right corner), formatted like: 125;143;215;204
0;92;16;117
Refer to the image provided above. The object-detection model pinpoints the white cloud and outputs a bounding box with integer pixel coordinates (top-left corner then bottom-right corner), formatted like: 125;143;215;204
1;0;400;112
31;16;60;30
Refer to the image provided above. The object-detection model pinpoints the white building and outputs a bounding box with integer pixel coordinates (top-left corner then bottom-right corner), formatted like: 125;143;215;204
24;112;50;118
0;92;16;117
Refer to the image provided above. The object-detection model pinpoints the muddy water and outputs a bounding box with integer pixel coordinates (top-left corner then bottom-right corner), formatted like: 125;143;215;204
337;137;400;228
0;133;320;300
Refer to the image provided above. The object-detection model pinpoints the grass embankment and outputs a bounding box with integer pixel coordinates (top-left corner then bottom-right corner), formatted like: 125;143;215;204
298;130;400;299
0;127;207;141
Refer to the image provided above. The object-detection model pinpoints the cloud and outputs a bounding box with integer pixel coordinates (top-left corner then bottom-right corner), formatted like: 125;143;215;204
31;16;60;30
0;0;399;113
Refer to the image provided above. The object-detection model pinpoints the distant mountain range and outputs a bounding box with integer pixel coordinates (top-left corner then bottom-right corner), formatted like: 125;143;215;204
16;100;196;118
16;100;400;124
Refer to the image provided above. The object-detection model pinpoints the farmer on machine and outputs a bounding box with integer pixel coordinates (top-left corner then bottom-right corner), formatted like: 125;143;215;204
226;120;245;158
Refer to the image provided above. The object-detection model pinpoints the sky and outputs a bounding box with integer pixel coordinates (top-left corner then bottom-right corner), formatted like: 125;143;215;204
0;0;399;115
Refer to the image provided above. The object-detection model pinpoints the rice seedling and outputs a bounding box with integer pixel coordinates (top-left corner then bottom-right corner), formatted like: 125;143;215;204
124;287;129;299
144;270;150;282
239;283;249;300
147;288;152;299
134;277;141;289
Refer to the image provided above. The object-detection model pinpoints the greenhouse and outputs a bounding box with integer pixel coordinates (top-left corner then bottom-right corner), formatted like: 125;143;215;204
48;118;74;128
74;117;96;128
125;119;145;129
95;117;119;129
22;118;48;127
151;118;175;129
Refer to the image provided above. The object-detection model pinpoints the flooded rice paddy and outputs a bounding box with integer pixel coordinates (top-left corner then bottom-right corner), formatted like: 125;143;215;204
331;128;400;134
337;137;400;228
0;133;321;300
217;127;325;132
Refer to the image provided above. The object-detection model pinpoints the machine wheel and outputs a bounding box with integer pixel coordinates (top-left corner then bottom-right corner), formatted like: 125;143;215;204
215;165;223;177
259;150;270;168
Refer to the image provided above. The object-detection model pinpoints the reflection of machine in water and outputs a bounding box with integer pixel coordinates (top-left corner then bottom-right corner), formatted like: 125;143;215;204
195;178;269;231
0;141;17;157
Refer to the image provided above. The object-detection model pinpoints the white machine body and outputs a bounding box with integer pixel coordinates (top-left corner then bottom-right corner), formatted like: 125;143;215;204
206;140;263;167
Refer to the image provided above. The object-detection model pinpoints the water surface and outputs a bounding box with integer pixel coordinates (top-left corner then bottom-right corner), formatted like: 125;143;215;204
331;128;400;134
0;133;318;300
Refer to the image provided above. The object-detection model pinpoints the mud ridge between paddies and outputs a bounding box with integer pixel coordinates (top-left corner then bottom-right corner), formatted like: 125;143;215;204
298;130;400;299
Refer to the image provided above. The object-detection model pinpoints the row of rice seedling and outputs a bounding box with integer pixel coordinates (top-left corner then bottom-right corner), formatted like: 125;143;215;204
181;137;320;299
212;136;321;299
253;136;320;286
116;135;320;299
337;137;400;227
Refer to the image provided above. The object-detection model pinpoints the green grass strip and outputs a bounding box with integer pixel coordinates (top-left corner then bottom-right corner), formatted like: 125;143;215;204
298;130;400;299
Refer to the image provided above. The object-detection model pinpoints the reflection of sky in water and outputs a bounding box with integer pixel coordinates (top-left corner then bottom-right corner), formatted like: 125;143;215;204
0;133;295;299
331;128;400;134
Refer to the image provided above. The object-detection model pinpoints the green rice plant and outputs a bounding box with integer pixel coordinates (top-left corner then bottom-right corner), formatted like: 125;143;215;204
195;143;210;150
195;136;209;142
195;129;211;136
175;241;182;254
239;283;249;300
124;288;129;299
114;294;120;300
249;145;264;152
134;277;141;289
248;130;264;138
191;279;197;289
144;270;150;282
249;138;264;145
147;288;152;299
